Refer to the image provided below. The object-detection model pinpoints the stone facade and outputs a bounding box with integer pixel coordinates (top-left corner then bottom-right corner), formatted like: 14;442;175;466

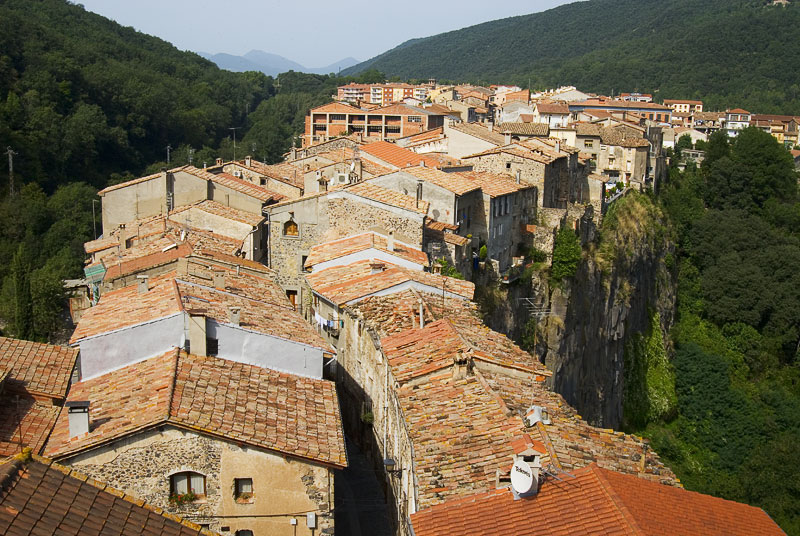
62;426;334;536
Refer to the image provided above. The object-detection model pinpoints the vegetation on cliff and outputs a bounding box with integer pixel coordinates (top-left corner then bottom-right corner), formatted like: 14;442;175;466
637;127;800;534
344;0;800;113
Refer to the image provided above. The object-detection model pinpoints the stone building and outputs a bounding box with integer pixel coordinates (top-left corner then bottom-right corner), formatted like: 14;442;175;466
265;182;429;313
45;349;346;536
333;291;677;535
98;165;284;233
569;123;651;186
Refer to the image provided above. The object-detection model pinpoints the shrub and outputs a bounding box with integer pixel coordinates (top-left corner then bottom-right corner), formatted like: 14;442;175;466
479;244;487;260
551;227;581;282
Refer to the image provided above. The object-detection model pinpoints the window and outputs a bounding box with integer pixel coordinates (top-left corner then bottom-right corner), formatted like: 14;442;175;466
206;337;219;357
286;290;297;308
407;116;422;123
301;255;310;273
234;478;254;503
584;140;593;148
506;163;511;169
260;178;266;186
170;471;206;499
283;220;299;237
330;114;346;121
235;531;254;536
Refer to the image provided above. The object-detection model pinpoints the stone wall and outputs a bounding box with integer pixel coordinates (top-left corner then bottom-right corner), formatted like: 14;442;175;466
327;196;424;248
63;426;334;535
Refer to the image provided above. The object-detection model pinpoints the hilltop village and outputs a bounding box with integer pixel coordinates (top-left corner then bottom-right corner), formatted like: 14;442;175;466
0;82;788;536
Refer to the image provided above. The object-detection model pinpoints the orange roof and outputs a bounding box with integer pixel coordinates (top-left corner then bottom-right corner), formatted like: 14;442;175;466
170;199;265;227
411;464;784;536
46;350;347;467
663;99;703;105
0;337;78;398
455;170;531;198
0;396;61;457
536;102;570;115
361;141;442;169
382;319;469;383
305;232;428;270
400;166;481;196
577;99;672;111
344;181;430;214
306;260;474;306
728;108;751;114
310;102;365;115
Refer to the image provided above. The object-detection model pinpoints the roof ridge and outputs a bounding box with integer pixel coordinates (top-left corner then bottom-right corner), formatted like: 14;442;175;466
590;464;645;534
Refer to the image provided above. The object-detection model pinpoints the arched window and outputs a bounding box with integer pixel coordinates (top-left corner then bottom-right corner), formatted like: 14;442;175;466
283;219;299;237
170;471;206;498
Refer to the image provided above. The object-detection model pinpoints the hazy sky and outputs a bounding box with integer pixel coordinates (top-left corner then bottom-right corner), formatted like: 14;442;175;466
78;1;575;67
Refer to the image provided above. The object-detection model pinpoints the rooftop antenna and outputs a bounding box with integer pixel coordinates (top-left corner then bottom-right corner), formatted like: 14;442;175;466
228;127;241;161
5;146;18;197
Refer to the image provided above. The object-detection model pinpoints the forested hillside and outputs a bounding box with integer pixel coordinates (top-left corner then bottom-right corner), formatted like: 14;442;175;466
0;0;381;341
634;129;800;534
344;0;800;113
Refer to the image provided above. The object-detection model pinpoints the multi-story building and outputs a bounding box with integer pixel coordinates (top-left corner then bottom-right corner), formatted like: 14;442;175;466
663;98;703;115
620;92;653;103
336;83;430;105
725;108;752;137
304;102;447;146
570;98;672;124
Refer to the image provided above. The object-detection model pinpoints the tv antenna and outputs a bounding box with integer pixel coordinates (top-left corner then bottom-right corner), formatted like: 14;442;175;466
228;127;241;161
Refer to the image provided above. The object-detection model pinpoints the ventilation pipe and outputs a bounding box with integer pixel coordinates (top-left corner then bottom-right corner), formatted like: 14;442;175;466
416;180;423;209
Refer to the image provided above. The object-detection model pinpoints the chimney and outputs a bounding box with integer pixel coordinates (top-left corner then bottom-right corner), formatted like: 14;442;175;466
176;257;189;276
213;271;225;289
290;147;298;160
66;401;90;439
525;405;551;426
515;170;521;184
387;231;395;252
216;157;223;166
418;299;425;329
370;262;386;274
452;348;471;379
137;274;149;294
504;131;511;145
118;223;128;251
416;180;423;209
228;306;241;326
420;160;426;168
487;120;494;131
555;141;561;153
245;155;252;167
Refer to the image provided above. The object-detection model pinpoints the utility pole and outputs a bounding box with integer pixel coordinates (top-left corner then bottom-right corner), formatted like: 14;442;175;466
228;127;241;161
6;146;17;197
166;144;172;165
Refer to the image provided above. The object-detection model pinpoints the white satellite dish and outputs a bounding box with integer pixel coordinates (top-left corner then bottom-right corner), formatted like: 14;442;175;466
510;459;535;494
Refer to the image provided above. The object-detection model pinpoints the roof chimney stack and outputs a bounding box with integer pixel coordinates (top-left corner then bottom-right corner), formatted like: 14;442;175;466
387;231;395;252
515;170;521;184
370;262;386;274
245;155;251;167
416;180;423;209
213;271;225;289
216;158;223;166
228;306;241;326
504;131;511;145
66;401;90;439
418;299;425;329
452;348;472;380
137;274;149;295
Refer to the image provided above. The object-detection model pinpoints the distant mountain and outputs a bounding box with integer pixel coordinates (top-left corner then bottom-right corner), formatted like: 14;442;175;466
199;50;359;77
342;0;800;113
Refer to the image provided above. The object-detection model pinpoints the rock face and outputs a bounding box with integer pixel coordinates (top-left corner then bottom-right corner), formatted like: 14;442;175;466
478;194;676;429
543;194;676;428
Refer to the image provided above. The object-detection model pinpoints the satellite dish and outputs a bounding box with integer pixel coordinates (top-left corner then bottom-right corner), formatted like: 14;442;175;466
511;459;535;494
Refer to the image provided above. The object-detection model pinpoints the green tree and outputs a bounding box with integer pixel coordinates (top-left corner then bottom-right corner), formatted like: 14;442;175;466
10;244;33;339
551;227;581;281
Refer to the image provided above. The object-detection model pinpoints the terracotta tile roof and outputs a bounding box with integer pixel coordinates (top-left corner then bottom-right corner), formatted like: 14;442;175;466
306;260;474;306
576;99;672;112
663;99;703;105
382;319;469;383
424;221;470;247
400;166;481;196
309;102;365;114
98;170;164;195
423;104;457;116
73;267;329;351
398;127;445;144
463;146;558;165
170;199;265;227
728;108;751;114
242;161;305;189
425;221;458;232
0;452;212;535
305;232;428;270
575;123;651;147
694;111;725;121
411;463;783;536
496;122;550;136
45;350;347;468
0;396;61;457
345;181;430;214
361;141;442;169
70;272;183;344
449;122;506;145
370;103;441;116
455;170;531;197
536;102;570;115
102;241;193;281
0;337;78;398
519;113;534;122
